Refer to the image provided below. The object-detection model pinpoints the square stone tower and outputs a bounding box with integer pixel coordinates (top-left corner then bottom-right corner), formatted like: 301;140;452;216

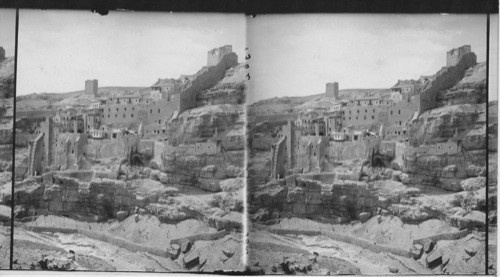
446;45;471;67
85;79;98;95
0;47;5;62
207;45;233;66
326;82;339;99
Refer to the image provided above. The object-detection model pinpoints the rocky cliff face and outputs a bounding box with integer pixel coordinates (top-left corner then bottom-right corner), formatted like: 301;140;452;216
167;104;245;144
0;57;14;99
160;151;244;192
14;176;136;221
249;177;379;222
197;63;246;106
0;57;13;173
406;54;486;191
437;62;487;107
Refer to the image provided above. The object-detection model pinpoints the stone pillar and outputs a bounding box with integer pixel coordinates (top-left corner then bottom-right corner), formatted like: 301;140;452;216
314;123;320;136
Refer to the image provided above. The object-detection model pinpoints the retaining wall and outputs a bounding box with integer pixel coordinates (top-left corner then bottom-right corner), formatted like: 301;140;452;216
22;223;229;259
265;227;413;258
412;229;471;245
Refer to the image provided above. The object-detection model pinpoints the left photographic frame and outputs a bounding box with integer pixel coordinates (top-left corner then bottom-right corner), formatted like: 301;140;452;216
0;8;16;270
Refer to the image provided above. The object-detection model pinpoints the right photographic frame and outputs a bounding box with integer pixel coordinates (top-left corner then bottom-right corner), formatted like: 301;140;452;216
246;14;498;275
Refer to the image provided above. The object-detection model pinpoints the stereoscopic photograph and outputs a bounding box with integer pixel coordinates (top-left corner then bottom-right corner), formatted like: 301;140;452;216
246;14;496;275
0;5;495;275
12;10;246;272
0;8;15;270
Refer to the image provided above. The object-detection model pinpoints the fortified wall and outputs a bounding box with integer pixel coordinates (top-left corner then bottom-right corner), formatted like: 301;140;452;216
179;52;238;113
419;50;477;114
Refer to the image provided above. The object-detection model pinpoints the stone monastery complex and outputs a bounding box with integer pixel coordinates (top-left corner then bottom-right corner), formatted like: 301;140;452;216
251;45;477;179
16;45;241;176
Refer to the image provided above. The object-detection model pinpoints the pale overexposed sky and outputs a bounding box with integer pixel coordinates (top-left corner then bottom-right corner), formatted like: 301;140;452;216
17;10;246;95
489;14;499;101
248;14;491;103
0;9;16;57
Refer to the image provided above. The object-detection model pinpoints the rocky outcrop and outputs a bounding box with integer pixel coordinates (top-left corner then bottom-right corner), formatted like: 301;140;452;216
160;151;244;192
166;104;245;145
14;176;136;221
437;63;486;107
196;63;246;106
0;57;14;99
402;149;486;191
405;52;486;191
249;177;379;222
409;104;485;147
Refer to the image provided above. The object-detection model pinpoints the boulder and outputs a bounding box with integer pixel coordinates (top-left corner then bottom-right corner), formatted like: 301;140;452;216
251;208;272;222
181;240;192;254
464;247;477;257
424;240;435;253
461;177;486;191
314;268;331;275
389;267;399;273
200;165;217;178
158;173;168;184
442;253;450;266
411;244;423;259
169;244;181;260
116;211;128;221
222;249;234;258
359;212;371;223
399;173;411;184
199;254;207;268
426;250;442;268
183;250;200;269
308;255;317;263
466;165;486;177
